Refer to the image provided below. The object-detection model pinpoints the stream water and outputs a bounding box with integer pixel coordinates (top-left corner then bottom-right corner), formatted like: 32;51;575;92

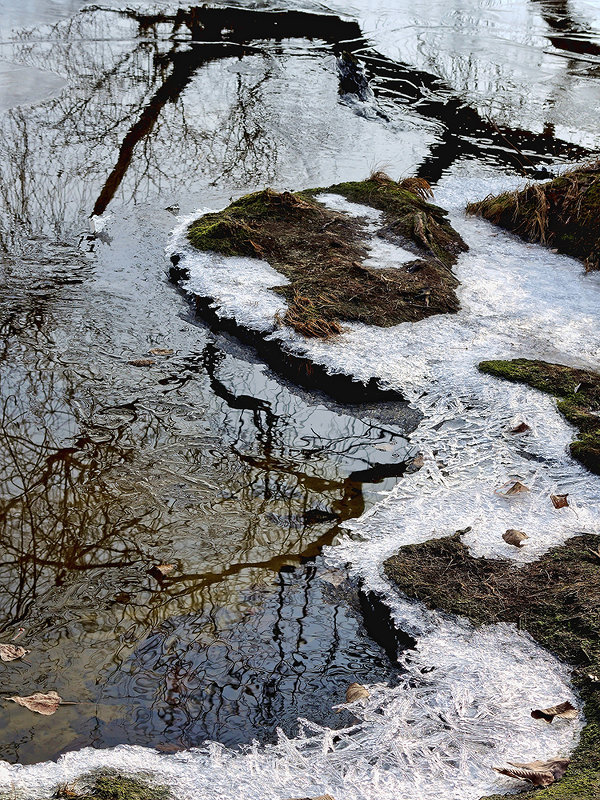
0;0;599;798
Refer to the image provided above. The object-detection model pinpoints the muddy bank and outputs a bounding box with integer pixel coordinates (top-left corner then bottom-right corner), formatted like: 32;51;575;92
479;359;600;475
384;533;600;799
466;163;600;270
186;175;467;339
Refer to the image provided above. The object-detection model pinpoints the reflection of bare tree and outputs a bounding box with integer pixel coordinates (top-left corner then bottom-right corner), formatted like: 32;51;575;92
0;266;407;760
533;0;600;56
0;3;591;253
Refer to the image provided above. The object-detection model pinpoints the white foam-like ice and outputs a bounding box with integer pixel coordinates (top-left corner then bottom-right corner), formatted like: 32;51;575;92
1;175;593;798
168;212;289;333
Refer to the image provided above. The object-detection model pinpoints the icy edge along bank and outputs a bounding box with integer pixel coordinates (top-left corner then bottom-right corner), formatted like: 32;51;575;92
0;612;582;800
168;183;600;563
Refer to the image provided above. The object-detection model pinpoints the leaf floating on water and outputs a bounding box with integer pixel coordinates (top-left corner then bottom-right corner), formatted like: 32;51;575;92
9;691;62;715
531;701;578;723
494;758;569;787
128;358;155;367
346;682;369;703
510;422;531;434
148;348;173;356
551;493;569;509
502;529;529;548
149;564;174;580
496;480;530;497
0;644;30;662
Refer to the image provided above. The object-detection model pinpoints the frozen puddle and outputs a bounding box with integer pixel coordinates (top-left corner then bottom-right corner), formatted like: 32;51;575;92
2;175;596;798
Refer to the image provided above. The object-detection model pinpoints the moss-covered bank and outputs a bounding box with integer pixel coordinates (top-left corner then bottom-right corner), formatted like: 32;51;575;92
187;173;467;338
479;359;600;475
466;162;600;270
384;533;600;799
44;772;172;800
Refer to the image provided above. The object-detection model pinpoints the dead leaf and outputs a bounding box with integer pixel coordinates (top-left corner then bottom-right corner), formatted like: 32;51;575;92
493;759;569;787
551;493;569;509
288;795;335;800
531;701;578;723
587;548;600;562
406;453;425;473
346;682;369;703
149;564;174;580
319;569;346;587
510;422;531;434
148;348;173;356
9;691;62;716
503;529;529;548
0;643;30;662
128;358;155;367
496;480;530;497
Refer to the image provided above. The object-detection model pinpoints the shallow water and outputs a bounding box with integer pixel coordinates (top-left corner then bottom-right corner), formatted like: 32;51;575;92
0;0;599;797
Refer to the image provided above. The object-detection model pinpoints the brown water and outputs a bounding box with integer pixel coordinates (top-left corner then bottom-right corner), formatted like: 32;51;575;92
0;0;598;769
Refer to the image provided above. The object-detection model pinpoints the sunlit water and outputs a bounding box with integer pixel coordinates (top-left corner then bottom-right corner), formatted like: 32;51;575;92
0;0;599;797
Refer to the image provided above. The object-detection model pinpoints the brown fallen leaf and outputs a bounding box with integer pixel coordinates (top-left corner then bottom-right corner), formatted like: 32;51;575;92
149;564;174;580
494;758;569;787
510;422;531;434
128;358;155;367
319;568;346;587
0;643;30;662
551;493;569;509
496;480;530;497
288;795;335;800
148;348;173;356
407;454;425;472
502;529;529;548
346;682;369;704
9;691;62;716
531;701;578;723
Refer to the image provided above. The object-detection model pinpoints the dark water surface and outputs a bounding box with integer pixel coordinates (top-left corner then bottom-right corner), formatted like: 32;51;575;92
0;0;598;767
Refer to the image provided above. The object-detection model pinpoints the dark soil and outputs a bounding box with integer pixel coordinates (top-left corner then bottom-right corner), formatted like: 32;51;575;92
187;173;467;338
466;162;600;270
479;359;600;474
384;533;600;800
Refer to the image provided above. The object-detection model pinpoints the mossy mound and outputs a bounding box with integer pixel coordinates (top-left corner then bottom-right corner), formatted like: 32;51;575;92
466;162;600;270
49;773;172;800
187;174;467;338
479;359;600;474
384;533;600;800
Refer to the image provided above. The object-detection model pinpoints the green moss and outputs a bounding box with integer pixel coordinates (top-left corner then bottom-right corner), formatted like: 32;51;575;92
466;162;600;270
479;359;600;474
47;772;172;800
187;175;467;338
384;533;600;800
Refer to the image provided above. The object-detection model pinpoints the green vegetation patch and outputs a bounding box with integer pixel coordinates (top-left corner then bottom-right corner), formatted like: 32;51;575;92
384;533;600;800
466;162;600;270
49;772;172;800
479;359;600;475
187;173;467;338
